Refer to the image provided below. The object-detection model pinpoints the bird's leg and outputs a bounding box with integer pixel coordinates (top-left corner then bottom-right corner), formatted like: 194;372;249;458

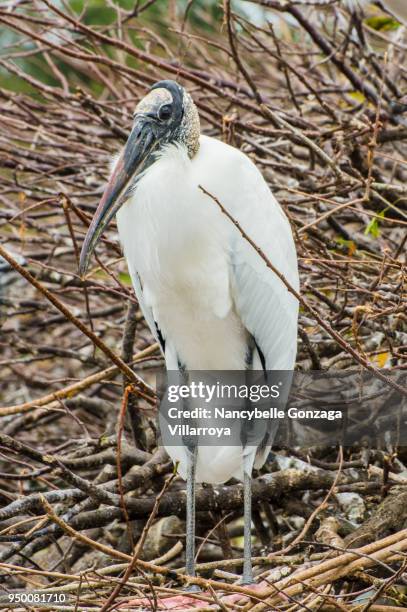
242;469;253;584
180;366;199;588
185;443;199;586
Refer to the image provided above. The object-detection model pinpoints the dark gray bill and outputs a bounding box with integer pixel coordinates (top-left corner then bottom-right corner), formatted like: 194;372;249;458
79;119;156;275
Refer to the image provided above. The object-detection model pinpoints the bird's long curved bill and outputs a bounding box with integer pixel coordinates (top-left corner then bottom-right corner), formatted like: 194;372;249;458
79;121;156;275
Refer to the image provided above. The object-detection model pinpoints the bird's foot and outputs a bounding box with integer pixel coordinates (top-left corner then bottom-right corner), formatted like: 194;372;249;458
238;568;254;585
238;576;254;586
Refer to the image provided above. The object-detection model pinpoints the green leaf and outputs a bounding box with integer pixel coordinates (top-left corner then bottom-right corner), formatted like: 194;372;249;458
118;272;132;286
365;209;386;239
366;16;401;31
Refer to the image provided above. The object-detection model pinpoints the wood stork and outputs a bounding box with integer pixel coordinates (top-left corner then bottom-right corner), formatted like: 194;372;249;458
79;80;299;584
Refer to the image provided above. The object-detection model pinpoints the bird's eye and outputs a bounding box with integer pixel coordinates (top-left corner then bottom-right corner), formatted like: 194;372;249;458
158;104;173;121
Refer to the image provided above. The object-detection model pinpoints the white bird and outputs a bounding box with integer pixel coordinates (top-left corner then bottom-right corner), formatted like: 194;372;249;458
79;80;299;584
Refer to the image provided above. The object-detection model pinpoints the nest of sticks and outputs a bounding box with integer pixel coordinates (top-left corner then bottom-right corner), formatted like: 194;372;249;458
0;0;406;609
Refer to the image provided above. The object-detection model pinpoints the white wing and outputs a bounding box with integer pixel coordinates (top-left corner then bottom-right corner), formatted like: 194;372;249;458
197;136;299;371
230;196;298;370
196;137;299;476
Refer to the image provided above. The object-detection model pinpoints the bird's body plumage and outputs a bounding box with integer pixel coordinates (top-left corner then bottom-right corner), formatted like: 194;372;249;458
116;134;299;483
